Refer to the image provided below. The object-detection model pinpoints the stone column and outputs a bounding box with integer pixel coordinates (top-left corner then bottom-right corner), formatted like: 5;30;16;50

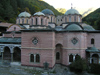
99;57;100;64
90;57;92;64
11;53;13;62
34;54;36;63
1;52;3;62
73;55;75;61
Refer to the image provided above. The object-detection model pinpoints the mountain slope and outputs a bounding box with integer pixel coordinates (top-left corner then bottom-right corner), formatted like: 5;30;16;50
56;8;67;14
0;0;62;23
82;8;100;30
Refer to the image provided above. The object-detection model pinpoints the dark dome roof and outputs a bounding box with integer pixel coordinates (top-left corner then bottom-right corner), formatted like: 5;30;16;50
42;9;54;15
66;24;83;31
65;9;80;15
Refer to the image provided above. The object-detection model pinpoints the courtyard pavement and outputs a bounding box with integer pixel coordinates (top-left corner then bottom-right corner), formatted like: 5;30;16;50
0;64;95;75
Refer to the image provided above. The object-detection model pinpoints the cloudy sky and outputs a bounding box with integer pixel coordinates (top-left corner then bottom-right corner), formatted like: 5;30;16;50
43;0;100;9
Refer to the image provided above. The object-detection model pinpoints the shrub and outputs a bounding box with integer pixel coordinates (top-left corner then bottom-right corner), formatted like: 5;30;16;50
69;56;87;73
90;64;100;74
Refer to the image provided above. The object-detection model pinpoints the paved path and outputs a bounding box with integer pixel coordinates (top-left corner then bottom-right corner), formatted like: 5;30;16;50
0;64;95;75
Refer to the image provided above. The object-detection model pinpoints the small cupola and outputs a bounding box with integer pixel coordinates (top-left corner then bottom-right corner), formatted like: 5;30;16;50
30;12;49;26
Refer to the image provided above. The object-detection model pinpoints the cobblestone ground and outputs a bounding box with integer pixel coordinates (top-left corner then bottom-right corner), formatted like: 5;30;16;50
0;65;95;75
0;66;32;75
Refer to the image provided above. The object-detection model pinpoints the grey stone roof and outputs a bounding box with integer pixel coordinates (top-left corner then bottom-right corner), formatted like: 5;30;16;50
0;37;21;43
86;47;100;52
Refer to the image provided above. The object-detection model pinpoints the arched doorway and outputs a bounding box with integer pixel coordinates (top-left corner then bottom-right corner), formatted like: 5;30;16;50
3;46;11;61
92;54;99;64
13;47;21;62
55;44;63;63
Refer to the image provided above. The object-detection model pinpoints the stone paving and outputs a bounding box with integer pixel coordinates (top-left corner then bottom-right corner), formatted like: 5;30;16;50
0;64;95;75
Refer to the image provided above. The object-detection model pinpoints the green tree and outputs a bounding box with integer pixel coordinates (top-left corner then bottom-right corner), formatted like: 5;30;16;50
24;7;31;14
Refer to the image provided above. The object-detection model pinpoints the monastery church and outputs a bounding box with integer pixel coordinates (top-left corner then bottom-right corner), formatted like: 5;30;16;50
0;7;100;68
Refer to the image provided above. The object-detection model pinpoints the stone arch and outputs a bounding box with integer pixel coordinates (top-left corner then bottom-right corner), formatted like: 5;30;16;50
13;47;21;62
92;54;99;64
56;44;63;50
3;46;11;61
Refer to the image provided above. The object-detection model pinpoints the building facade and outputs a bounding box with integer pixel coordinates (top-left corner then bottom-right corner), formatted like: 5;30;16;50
0;8;100;68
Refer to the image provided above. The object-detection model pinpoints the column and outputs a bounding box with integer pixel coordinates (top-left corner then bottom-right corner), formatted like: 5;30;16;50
90;57;92;64
73;55;75;61
34;54;36;63
11;53;13;62
99;58;100;64
1;52;3;62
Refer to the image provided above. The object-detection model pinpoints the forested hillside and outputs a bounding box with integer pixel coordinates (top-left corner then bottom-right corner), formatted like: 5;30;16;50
82;8;100;30
0;0;62;23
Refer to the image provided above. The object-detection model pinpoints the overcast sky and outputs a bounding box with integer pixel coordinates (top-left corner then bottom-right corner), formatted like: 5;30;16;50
43;0;100;9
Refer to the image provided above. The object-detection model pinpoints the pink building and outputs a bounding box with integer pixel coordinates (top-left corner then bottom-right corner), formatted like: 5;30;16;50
0;8;100;69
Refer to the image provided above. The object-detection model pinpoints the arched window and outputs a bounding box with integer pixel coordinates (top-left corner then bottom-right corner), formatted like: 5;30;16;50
22;19;24;24
91;38;95;44
51;16;52;22
78;16;80;22
14;27;16;31
31;19;33;25
41;18;43;25
74;16;76;22
36;54;40;63
75;54;80;61
36;18;38;25
69;16;71;22
19;19;20;24
30;54;34;62
69;54;73;62
65;17;67;22
56;52;60;60
27;19;28;24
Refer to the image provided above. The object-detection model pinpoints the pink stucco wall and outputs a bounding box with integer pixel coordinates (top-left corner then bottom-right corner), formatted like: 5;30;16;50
21;31;55;68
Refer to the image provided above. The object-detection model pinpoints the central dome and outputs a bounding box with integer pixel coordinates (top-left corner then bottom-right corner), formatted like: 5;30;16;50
66;24;83;31
65;9;80;15
42;9;54;15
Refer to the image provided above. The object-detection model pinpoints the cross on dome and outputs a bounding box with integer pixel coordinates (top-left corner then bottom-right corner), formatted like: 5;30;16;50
71;3;73;9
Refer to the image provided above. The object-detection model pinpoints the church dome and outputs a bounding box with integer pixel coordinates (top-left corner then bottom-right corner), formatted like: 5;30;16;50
34;12;45;16
66;24;83;31
42;9;54;15
65;9;80;15
82;25;95;31
18;11;31;17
